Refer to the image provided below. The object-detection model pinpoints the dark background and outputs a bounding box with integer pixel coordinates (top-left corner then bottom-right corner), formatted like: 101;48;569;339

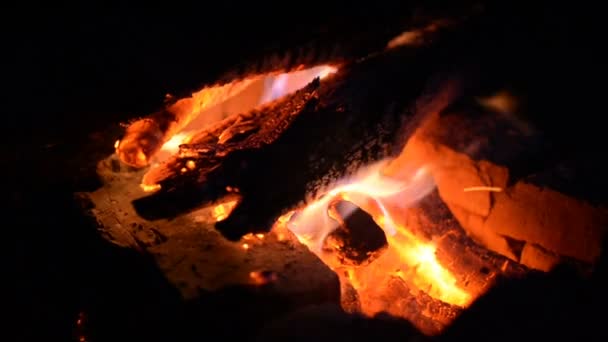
5;2;606;341
4;2;604;146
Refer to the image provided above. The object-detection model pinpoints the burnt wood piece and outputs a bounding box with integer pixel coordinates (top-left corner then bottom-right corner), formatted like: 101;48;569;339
141;78;324;188
133;16;504;241
323;200;388;266
131;79;324;218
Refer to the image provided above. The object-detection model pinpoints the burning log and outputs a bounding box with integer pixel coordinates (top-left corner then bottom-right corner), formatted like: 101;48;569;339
112;11;468;169
115;79;260;168
130;19;485;241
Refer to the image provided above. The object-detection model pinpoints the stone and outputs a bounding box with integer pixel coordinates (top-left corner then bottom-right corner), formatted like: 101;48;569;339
443;203;517;261
520;243;561;272
391;110;607;266
484;182;607;263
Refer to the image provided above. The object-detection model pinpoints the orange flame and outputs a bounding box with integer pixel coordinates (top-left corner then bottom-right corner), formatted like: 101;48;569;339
115;65;337;171
383;220;471;306
272;157;472;308
155;65;337;161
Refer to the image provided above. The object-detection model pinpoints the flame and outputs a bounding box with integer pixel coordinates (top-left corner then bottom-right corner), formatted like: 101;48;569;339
267;80;476;318
153;65;337;161
158;132;191;156
285;160;434;253
272;157;473;310
385;222;471;306
259;65;337;104
115;65;337;169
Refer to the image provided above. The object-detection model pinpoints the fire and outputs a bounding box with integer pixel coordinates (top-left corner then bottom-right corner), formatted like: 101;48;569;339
116;65;338;171
157;132;191;157
385;223;471;306
267;81;477;321
272;156;473;314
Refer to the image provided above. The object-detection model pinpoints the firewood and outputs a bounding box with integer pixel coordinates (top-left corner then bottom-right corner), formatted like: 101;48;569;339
112;13;468;170
115;78;260;168
132;17;492;241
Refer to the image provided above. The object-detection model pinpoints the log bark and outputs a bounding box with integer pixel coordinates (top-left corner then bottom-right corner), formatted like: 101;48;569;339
131;16;497;241
112;12;468;169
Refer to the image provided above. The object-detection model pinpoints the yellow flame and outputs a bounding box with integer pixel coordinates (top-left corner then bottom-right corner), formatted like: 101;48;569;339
386;220;471;306
159;132;191;154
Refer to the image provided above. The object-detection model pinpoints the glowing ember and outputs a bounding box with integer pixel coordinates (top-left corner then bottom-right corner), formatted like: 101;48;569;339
249;270;278;285
140;183;161;193
212;200;239;222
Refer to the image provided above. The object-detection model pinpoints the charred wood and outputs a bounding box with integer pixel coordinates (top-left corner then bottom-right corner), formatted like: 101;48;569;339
133;17;504;241
113;12;467;169
323;200;388;266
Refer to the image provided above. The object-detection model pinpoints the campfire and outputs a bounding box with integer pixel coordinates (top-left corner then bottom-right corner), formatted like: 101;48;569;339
81;11;607;339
